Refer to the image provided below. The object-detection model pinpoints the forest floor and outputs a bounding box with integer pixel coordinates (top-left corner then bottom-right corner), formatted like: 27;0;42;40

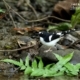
0;0;80;80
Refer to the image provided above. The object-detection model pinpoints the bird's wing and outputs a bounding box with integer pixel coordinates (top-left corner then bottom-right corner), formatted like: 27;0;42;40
43;33;52;42
44;35;51;42
50;33;61;41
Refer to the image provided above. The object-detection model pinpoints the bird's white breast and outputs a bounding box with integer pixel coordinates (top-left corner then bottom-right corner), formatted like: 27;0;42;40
40;37;62;47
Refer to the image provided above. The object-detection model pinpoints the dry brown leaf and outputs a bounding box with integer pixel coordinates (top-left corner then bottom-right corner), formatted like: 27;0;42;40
0;13;5;19
13;28;25;31
17;30;25;34
22;27;45;32
17;40;26;45
17;39;26;47
32;27;45;32
13;27;45;33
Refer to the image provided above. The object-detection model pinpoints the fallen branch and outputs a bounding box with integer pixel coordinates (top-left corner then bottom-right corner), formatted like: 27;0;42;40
0;44;34;52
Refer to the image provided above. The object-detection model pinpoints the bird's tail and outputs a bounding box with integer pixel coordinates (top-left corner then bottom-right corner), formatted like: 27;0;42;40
61;28;76;35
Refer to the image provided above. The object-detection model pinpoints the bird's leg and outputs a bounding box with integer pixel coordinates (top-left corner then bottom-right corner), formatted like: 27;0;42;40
44;47;52;53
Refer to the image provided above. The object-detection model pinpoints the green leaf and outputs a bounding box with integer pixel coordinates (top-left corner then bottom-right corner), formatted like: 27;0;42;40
53;53;62;61
25;56;29;67
1;59;22;67
47;23;72;31
32;59;37;69
43;68;65;77
65;63;79;75
50;52;74;73
53;67;66;76
47;25;57;31
0;9;5;13
71;7;80;27
43;69;53;77
61;52;73;64
75;63;80;69
20;59;24;66
31;69;44;77
65;69;71;75
57;23;72;30
38;57;44;69
52;52;80;75
45;63;54;69
24;67;32;75
20;65;26;70
75;7;80;15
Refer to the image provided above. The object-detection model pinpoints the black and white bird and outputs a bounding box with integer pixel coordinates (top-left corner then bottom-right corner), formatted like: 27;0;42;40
39;29;76;48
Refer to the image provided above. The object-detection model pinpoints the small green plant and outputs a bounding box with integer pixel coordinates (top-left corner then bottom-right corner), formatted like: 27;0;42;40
1;52;80;77
71;7;80;28
47;23;72;31
48;6;80;31
0;8;5;13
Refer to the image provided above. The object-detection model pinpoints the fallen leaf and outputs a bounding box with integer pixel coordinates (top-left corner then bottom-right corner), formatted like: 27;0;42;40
0;13;5;19
13;27;45;33
32;27;45;32
17;39;26;47
17;30;25;34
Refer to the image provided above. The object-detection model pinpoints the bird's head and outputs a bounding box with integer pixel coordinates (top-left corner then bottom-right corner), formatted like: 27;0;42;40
39;31;47;38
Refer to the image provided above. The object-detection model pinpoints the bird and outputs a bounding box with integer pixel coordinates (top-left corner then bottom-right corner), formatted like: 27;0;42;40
39;29;76;52
39;31;62;46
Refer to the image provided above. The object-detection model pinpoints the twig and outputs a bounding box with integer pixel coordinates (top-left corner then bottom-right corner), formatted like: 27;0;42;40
27;16;70;23
3;0;26;23
12;10;26;21
25;0;38;19
0;45;34;52
28;4;38;19
3;0;16;27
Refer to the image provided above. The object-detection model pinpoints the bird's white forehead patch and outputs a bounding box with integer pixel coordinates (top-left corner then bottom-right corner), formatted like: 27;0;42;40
39;32;43;34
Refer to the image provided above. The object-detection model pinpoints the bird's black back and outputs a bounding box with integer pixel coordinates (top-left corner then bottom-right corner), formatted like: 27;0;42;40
39;31;61;42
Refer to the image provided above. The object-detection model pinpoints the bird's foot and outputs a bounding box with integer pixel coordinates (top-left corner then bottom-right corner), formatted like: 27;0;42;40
44;48;52;53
